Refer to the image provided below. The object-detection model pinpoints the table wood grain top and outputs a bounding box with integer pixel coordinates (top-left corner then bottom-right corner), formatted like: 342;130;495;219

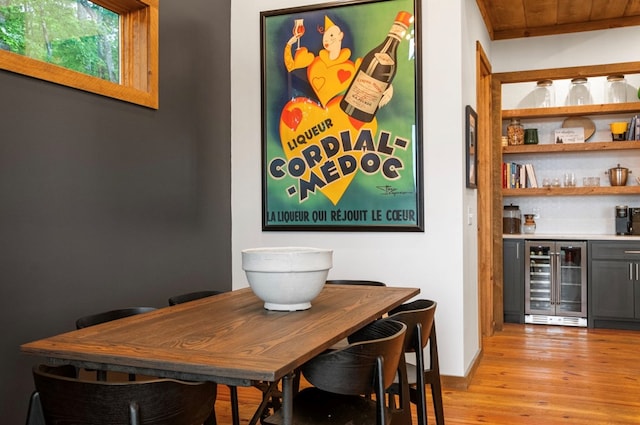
21;285;419;386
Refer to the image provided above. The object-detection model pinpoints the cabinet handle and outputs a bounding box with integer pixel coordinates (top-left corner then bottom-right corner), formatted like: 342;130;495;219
516;242;520;260
630;263;634;281
636;263;639;281
624;250;640;254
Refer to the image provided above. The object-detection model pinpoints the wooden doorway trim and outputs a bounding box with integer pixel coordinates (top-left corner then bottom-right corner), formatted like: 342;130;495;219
476;41;501;339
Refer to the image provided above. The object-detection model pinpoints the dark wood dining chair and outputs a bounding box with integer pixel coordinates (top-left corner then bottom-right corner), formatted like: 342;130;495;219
326;279;387;286
387;299;444;425
75;306;157;329
263;317;408;425
26;364;216;425
75;306;157;382
168;290;223;306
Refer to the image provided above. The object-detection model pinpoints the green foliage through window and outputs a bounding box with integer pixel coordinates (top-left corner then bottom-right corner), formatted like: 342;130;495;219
0;0;119;82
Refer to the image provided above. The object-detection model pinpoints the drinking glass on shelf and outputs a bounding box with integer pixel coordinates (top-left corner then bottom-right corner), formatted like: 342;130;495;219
564;172;576;187
542;178;551;188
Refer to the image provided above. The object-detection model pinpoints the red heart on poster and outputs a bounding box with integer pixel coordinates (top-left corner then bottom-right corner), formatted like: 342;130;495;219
337;69;351;84
281;107;303;131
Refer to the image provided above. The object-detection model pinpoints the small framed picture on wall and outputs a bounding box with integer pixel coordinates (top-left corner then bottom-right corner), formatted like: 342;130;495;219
465;105;478;189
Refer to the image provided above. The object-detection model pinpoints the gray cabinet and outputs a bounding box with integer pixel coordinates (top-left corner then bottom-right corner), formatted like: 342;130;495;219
589;241;640;330
503;239;524;323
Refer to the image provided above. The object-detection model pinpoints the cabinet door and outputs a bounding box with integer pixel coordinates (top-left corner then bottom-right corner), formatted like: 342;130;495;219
590;260;635;319
503;239;524;323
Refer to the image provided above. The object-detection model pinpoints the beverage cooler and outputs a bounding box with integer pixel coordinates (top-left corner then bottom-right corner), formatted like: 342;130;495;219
525;240;587;327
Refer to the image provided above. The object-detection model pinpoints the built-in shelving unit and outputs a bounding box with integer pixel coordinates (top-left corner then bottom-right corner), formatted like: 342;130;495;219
501;98;640;198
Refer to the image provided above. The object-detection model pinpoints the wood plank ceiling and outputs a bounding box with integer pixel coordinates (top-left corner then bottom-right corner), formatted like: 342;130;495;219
476;0;640;40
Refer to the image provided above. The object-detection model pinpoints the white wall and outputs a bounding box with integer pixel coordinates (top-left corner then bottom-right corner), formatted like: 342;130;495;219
231;0;489;377
492;27;640;73
494;28;640;235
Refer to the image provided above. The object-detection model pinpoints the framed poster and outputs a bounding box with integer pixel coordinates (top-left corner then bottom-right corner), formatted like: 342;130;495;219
465;105;477;189
260;0;423;231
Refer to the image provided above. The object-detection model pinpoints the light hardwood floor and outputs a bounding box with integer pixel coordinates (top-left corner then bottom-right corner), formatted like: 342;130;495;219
212;324;640;425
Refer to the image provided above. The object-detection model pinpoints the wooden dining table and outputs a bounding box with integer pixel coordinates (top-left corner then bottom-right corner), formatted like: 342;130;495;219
21;284;419;425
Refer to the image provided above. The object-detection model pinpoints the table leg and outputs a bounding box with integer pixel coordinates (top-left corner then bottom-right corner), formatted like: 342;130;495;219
248;381;279;425
282;372;294;425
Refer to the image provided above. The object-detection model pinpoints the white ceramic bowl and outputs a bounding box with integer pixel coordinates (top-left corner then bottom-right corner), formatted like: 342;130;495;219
241;247;333;311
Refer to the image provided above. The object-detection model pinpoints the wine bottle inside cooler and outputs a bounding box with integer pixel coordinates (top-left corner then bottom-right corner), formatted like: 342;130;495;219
340;11;412;122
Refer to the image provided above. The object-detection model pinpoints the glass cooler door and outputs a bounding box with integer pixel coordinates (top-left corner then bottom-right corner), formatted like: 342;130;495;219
556;242;587;317
525;242;553;315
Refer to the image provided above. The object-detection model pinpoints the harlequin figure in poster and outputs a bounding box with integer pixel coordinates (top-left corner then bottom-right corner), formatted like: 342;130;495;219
284;16;362;108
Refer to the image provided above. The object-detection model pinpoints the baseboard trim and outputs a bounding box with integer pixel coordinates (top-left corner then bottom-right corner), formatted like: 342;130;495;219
440;347;483;390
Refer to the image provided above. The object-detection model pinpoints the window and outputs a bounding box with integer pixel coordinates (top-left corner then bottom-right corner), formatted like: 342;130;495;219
0;0;158;109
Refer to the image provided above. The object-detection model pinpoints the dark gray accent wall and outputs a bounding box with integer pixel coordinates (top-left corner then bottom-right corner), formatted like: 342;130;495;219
0;1;231;422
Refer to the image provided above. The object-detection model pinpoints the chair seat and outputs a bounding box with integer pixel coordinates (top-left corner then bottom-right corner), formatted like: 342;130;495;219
263;387;391;425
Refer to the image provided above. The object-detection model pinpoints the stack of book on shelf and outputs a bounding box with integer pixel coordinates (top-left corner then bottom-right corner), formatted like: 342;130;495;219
502;162;538;188
626;115;640;141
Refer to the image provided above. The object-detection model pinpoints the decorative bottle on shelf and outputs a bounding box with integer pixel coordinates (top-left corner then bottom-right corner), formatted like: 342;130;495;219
340;11;412;123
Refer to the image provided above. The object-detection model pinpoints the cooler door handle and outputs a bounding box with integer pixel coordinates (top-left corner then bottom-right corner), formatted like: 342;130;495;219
624;250;640;254
552;251;559;305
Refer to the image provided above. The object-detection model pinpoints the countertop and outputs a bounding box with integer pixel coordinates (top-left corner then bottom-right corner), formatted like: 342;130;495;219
503;233;640;241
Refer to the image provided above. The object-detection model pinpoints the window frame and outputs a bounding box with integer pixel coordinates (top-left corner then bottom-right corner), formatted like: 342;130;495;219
0;0;159;109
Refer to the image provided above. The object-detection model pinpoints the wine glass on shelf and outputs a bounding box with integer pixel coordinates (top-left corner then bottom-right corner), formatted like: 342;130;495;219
292;19;305;50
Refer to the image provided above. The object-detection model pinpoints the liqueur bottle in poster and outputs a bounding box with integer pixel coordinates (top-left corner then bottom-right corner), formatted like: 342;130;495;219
340;11;412;122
